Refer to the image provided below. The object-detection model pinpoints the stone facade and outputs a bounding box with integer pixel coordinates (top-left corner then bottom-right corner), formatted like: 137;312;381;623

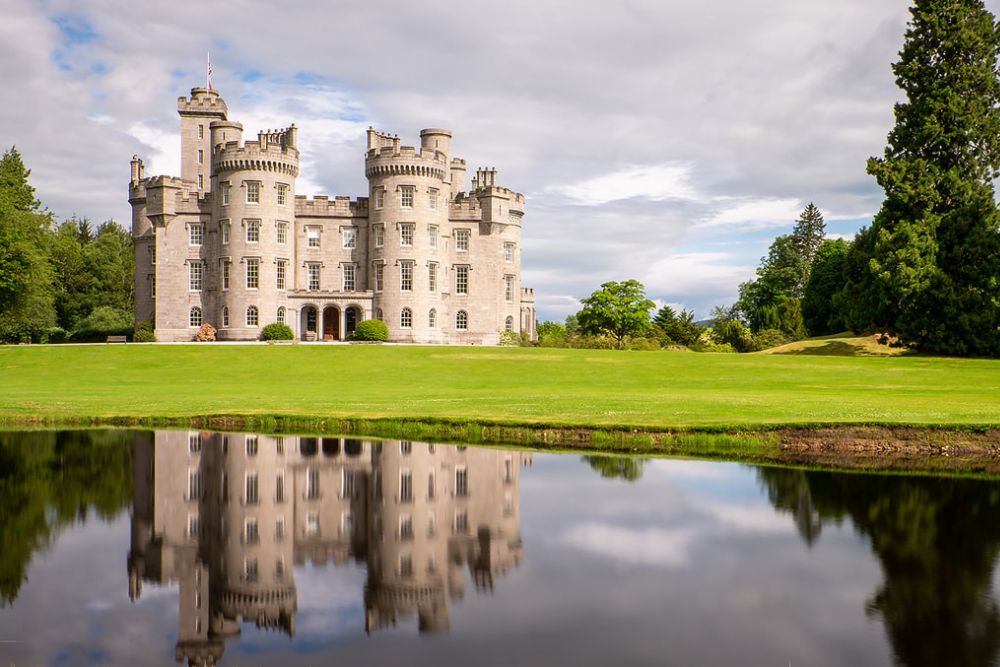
128;431;529;663
130;87;537;343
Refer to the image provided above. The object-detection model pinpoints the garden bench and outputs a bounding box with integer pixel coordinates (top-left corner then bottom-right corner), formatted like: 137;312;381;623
106;335;128;344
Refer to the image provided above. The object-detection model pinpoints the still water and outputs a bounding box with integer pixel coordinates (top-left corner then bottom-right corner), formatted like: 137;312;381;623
1;429;999;666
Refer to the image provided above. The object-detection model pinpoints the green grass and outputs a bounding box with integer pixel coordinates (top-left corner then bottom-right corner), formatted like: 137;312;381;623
1;344;999;431
758;333;910;357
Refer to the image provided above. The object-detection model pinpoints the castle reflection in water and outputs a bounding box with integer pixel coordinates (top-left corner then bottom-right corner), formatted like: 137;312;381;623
127;432;530;666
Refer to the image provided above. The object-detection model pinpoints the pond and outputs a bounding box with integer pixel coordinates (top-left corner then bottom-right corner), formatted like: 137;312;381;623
1;429;999;666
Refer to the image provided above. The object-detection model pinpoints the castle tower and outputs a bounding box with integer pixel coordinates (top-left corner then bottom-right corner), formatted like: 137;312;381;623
213;126;299;339
365;129;451;342
178;88;228;193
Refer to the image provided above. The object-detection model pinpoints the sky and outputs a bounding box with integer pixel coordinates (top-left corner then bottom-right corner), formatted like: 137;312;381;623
4;0;997;322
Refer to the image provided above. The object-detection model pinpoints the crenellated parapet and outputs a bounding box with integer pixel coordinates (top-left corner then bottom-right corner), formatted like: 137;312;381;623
177;88;228;120
449;193;483;221
294;194;370;217
521;287;535;303
215;126;299;176
364;128;449;181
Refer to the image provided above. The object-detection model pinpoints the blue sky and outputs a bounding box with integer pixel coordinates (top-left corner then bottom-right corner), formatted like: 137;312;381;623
4;0;995;321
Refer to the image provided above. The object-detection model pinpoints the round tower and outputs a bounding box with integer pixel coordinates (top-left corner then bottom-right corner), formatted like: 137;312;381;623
213;127;299;340
365;129;451;343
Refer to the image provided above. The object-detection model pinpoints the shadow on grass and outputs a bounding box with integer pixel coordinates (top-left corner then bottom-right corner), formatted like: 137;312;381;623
772;340;910;357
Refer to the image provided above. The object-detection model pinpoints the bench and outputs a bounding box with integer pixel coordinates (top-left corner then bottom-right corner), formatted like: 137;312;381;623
106;335;128;344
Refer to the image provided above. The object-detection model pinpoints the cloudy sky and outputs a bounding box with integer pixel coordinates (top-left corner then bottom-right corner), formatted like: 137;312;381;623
5;0;996;322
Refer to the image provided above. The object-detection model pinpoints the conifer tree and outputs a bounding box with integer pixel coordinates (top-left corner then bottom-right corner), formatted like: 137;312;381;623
843;0;1000;355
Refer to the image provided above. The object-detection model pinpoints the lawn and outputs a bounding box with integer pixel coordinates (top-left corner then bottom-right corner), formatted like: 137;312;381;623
2;344;999;431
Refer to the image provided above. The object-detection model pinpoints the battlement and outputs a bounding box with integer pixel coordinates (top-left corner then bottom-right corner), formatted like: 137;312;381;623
294;194;370;217
521;287;535;302
449;193;483;221
216;134;300;177
177;87;228;119
470;167;525;208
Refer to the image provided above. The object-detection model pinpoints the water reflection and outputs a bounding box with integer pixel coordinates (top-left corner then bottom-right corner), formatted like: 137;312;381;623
758;467;1000;667
127;431;530;665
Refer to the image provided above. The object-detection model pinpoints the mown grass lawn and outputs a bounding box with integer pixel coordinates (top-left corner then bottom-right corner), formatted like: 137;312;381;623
1;344;999;430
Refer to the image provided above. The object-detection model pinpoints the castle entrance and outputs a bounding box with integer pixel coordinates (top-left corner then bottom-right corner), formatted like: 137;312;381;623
301;306;318;341
345;306;360;337
323;307;340;341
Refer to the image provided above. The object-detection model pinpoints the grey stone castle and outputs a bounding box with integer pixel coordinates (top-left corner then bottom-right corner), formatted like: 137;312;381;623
129;87;536;343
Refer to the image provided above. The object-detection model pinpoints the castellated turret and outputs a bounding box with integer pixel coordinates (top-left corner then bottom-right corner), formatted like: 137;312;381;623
130;85;535;343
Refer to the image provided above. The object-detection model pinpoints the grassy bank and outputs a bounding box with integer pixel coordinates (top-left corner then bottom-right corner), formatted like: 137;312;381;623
2;343;999;429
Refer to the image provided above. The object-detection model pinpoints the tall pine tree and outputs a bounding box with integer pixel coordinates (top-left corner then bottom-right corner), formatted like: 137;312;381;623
843;0;1000;355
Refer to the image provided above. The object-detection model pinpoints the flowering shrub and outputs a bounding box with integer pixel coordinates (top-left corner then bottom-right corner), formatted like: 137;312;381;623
195;323;217;342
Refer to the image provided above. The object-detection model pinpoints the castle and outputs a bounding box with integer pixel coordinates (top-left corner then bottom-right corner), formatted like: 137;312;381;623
128;431;529;664
129;87;537;343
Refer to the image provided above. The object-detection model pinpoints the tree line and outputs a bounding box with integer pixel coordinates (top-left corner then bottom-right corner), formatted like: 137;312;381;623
532;0;1000;358
0;147;134;343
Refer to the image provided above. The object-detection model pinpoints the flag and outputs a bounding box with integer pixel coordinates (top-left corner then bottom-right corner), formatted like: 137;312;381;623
207;52;212;91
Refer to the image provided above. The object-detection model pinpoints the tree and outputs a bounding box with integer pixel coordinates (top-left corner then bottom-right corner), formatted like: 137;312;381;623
652;305;702;346
0;147;56;342
576;280;655;349
791;202;826;267
582;455;646;482
802;239;850;336
842;0;1000;355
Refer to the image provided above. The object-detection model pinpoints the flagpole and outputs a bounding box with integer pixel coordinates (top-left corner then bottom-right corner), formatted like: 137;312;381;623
207;52;212;91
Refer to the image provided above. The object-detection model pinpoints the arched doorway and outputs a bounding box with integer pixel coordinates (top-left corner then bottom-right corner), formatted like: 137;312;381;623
323;306;340;341
302;306;318;340
345;306;361;337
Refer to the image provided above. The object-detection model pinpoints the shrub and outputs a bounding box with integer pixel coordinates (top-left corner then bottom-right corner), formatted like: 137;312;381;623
70;306;133;342
353;319;388;342
134;320;156;343
40;327;67;344
261;323;294;341
498;330;521;347
751;328;790;351
195;323;217;342
625;336;661;351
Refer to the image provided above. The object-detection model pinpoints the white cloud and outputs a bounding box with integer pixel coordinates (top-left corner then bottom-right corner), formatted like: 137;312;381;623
702;197;805;230
561;522;700;568
548;164;697;206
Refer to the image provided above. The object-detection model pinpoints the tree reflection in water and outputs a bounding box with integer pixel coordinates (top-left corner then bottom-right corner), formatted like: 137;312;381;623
757;466;1000;667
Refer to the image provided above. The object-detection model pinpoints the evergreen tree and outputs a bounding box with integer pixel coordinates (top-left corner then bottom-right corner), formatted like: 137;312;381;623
791;202;826;267
802;239;851;336
843;0;1000;355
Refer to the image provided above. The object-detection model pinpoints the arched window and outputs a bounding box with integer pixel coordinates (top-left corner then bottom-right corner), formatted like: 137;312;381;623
400;307;413;328
505;316;514;332
189;306;202;327
277;306;285;324
456;310;468;330
376;308;384;321
428;308;437;328
221;306;230;328
246;305;259;327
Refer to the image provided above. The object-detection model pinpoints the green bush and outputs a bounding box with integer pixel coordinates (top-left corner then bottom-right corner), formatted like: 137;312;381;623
751;328;790;351
70;306;133;342
261;323;294;341
134;320;156;343
626;336;661;351
40;327;67;344
353;319;388;342
498;330;521;347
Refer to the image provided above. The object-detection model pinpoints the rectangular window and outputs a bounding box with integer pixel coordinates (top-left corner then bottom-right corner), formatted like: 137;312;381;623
221;184;230;206
374;263;384;291
455;265;468;295
222;260;230;290
455;467;468;497
428;188;439;209
400;554;413;578
189;263;203;291
187;470;201;501
246;181;260;204
148;245;156;265
277;184;288;206
505;242;515;262
505;275;514;302
275;473;285;503
455;229;470;251
244;518;259;544
307;227;321;248
246;435;258;456
189;223;203;246
400;185;414;208
221;221;230;244
343;264;355;291
429;225;438;249
374;225;384;247
198;124;204;139
343;469;356;498
306;512;319;536
197;149;203;165
374;187;385;209
275;516;285;540
400;223;414;247
454;510;469;534
400;471;413;503
198;174;203;189
149;274;155;298
244;558;258;582
187;514;200;539
189;432;201;453
343;227;356;249
276;221;287;244
400;262;413;291
428;471;435;500
246;219;260;243
245;472;259;505
399;515;413;541
246;258;259;289
428;263;437;292
276;558;285;579
308;263;321;291
307;468;320;499
276;260;286;290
